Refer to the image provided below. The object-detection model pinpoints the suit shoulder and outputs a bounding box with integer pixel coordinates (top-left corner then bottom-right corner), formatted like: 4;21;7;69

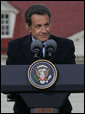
8;35;30;47
50;35;74;46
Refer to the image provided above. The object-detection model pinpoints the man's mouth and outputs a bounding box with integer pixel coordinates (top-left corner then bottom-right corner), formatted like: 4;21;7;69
39;35;48;38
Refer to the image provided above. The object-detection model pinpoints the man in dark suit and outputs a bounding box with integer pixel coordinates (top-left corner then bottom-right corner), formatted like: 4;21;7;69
6;4;75;113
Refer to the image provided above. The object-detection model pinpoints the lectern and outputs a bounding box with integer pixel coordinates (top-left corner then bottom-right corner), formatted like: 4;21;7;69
1;60;84;113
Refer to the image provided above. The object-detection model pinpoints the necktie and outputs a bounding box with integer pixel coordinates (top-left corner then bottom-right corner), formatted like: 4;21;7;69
42;43;45;57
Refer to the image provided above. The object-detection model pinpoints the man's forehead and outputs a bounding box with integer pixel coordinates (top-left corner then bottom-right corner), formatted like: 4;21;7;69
31;14;49;23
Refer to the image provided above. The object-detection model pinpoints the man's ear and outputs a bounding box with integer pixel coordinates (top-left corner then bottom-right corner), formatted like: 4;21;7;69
25;23;31;33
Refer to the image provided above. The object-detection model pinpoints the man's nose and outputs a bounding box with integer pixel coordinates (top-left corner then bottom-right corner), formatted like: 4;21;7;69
41;26;47;33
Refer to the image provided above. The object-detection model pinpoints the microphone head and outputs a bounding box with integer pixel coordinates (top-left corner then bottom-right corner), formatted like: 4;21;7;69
31;40;43;59
31;40;43;52
45;39;57;51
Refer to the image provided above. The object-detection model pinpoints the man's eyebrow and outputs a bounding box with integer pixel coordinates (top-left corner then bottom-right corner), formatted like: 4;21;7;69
36;24;42;26
45;22;50;25
35;22;50;27
36;23;49;25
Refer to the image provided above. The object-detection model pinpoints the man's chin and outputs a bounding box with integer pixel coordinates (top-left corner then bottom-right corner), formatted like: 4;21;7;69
39;37;49;42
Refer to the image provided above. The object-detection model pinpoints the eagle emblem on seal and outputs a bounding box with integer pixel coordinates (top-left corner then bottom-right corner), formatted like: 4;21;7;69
35;67;52;84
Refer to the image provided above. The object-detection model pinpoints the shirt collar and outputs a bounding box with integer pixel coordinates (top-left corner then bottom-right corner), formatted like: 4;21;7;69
32;36;35;42
32;36;46;45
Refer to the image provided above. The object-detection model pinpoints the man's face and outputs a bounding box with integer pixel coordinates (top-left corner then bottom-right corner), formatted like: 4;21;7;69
28;14;51;42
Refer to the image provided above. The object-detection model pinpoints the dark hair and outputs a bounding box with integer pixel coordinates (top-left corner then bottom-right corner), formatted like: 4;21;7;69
25;4;51;27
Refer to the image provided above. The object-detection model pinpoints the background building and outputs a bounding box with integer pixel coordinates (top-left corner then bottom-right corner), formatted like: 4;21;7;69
1;1;84;113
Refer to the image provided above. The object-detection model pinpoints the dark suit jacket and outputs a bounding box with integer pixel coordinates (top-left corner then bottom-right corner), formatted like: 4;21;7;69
6;34;76;113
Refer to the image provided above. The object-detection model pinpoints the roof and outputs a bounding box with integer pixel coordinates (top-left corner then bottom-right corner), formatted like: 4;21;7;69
1;1;19;14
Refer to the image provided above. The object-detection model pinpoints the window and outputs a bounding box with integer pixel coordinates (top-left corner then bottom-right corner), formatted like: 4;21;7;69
1;1;19;39
1;13;10;37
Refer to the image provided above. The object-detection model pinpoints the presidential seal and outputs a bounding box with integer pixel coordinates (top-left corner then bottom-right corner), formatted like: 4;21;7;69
28;59;57;89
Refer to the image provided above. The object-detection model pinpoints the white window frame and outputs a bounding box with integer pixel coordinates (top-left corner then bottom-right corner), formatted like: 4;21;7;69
1;1;19;39
1;12;11;38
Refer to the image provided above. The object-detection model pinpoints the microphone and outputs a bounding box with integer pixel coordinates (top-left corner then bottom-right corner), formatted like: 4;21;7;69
31;40;43;59
45;39;57;59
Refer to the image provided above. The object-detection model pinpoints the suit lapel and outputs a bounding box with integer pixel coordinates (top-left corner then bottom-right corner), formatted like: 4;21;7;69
21;35;33;61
